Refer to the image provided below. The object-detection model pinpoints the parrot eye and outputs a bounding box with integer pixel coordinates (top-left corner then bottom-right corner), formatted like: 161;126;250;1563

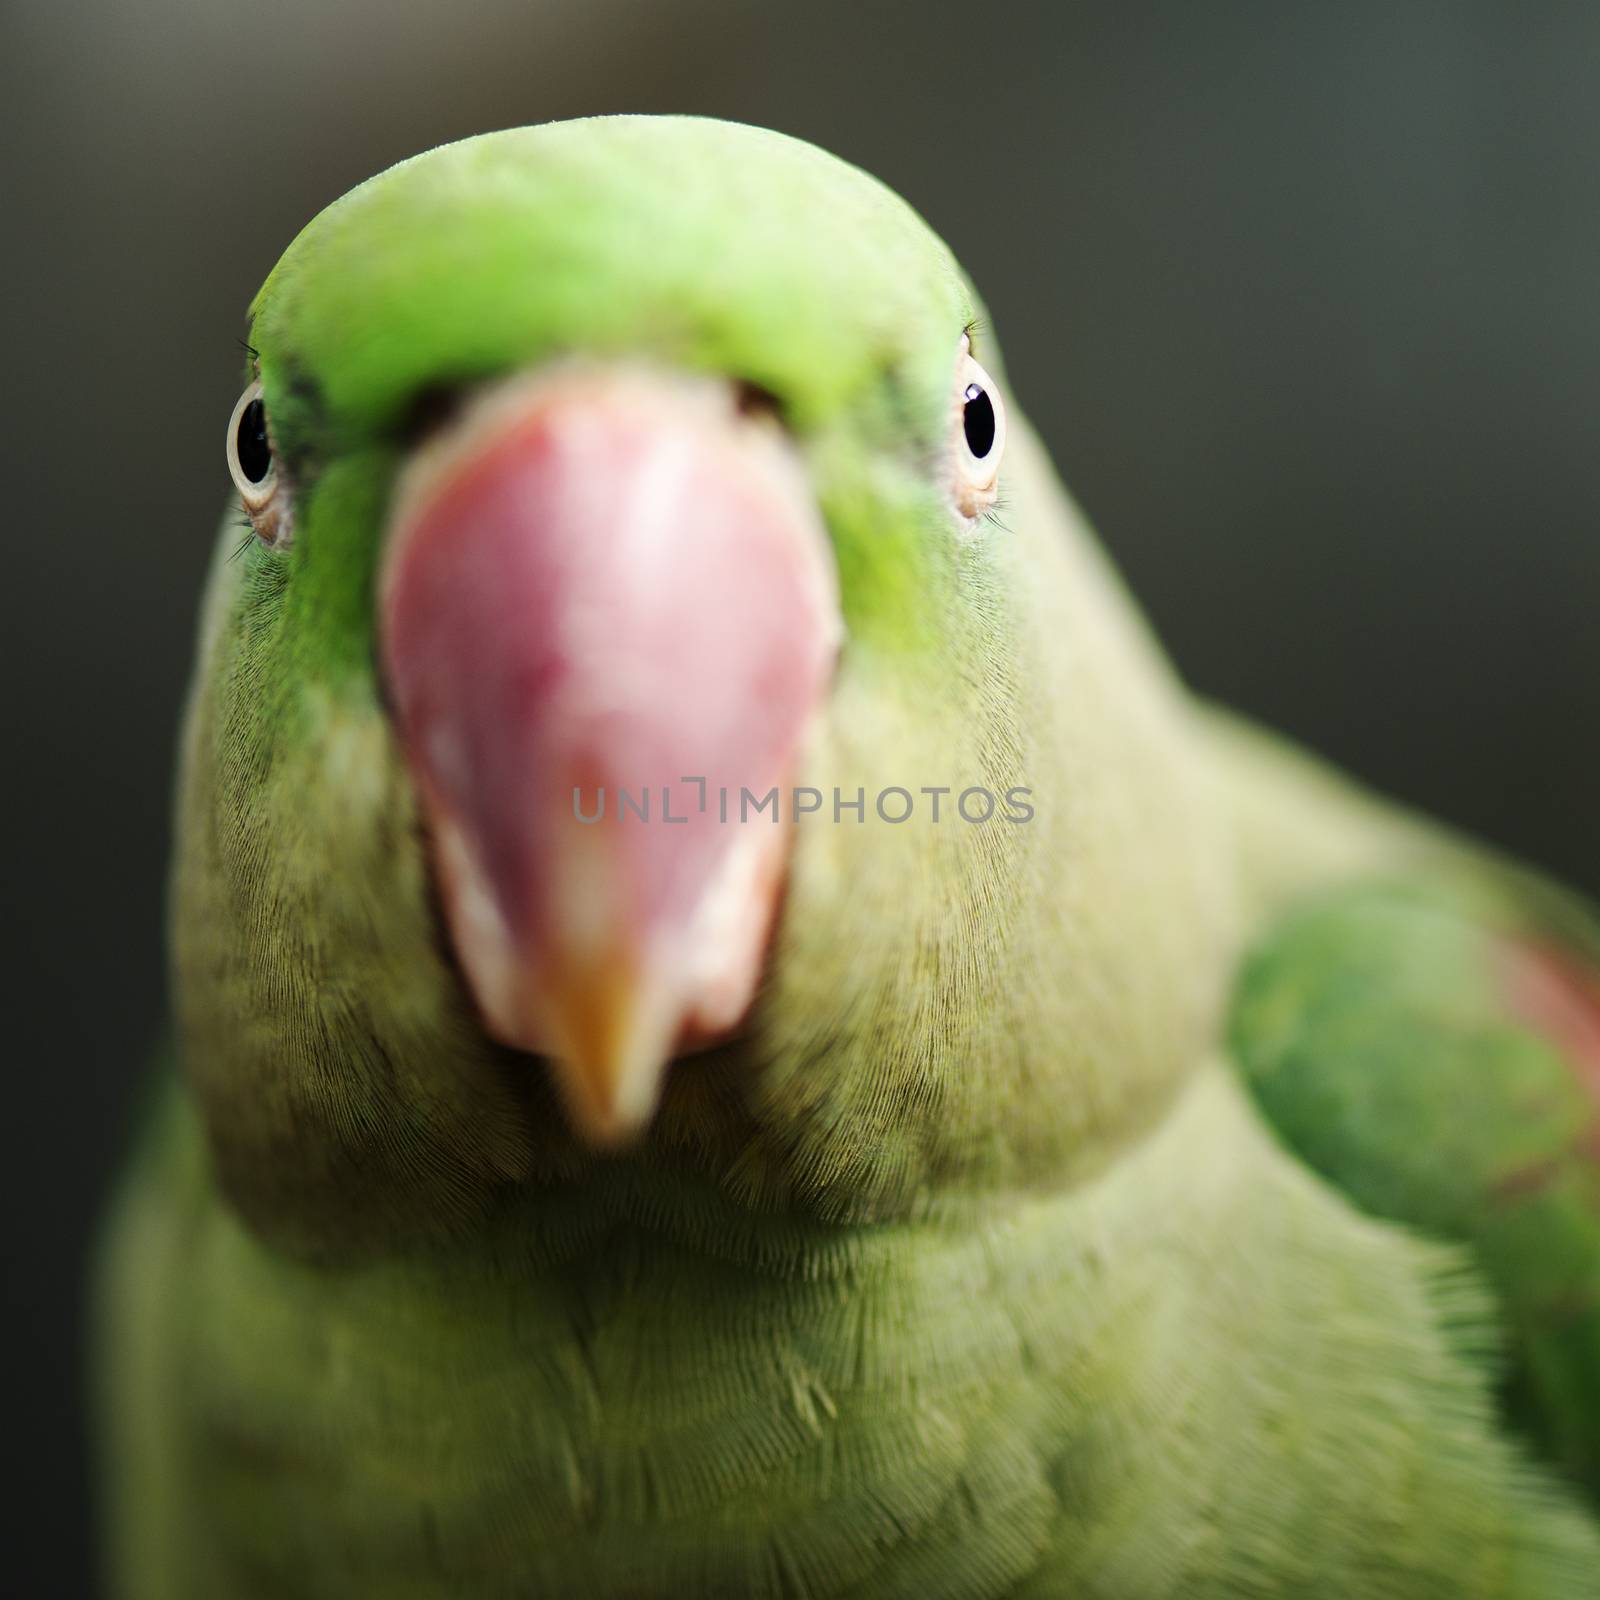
949;338;1006;522
226;379;293;548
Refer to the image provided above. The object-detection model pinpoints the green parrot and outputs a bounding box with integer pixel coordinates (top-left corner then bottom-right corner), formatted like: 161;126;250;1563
95;116;1600;1598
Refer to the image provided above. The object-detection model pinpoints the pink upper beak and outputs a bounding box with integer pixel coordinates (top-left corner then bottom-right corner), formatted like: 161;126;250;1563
378;367;840;1142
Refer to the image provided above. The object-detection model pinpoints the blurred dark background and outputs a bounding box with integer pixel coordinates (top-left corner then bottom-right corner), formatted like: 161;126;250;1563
4;2;1598;1593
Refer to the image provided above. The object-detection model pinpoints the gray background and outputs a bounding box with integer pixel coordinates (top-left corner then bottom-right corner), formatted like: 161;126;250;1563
5;3;1598;1593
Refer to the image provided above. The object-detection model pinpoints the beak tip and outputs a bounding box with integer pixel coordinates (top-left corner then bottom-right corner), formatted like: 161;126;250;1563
562;1094;653;1150
552;1054;668;1150
539;970;678;1150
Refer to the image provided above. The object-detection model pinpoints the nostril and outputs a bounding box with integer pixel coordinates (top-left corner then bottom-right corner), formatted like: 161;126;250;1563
397;383;473;449
732;379;785;422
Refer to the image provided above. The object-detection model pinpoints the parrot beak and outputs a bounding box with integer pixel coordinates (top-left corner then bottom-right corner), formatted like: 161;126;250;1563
378;366;841;1143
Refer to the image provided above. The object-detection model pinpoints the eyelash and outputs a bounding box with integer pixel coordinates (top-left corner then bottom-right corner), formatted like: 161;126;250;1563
978;489;1011;532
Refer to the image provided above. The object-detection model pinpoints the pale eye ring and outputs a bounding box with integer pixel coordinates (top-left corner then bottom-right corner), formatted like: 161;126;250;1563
950;344;1006;521
226;379;292;546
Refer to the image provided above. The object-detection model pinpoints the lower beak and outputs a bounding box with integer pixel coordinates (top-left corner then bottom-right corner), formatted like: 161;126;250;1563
378;366;840;1142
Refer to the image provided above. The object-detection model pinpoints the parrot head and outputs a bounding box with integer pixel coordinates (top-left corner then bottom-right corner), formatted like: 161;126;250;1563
179;118;1231;1244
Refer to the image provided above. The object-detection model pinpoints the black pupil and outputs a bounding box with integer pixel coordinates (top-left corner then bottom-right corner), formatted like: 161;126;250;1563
962;383;996;458
236;399;272;484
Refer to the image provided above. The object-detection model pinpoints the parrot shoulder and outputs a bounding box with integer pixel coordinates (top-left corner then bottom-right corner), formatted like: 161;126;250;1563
1218;718;1600;1500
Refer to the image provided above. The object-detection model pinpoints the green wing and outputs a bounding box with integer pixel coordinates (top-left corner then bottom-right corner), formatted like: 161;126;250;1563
1231;874;1600;1501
